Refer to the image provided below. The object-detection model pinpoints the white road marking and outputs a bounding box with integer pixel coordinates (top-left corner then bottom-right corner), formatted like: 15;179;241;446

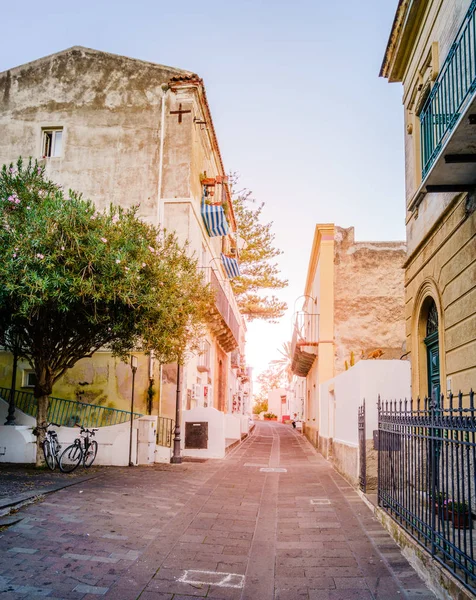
178;570;244;589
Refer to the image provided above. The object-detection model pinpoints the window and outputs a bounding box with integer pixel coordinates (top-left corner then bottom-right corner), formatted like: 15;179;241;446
42;128;63;158
22;370;37;388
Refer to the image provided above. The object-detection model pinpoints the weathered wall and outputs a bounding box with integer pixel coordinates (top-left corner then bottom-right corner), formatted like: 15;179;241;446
0;47;191;225
333;227;406;374
0;349;156;415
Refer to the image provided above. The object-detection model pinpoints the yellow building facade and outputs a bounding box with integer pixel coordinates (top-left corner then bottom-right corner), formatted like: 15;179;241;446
381;0;476;400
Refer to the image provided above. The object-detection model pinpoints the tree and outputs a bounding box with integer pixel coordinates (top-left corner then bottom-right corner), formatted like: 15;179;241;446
0;158;213;464
231;188;287;321
270;342;293;384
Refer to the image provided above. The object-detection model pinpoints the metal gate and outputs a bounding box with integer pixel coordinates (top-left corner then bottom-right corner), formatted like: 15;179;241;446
358;399;366;492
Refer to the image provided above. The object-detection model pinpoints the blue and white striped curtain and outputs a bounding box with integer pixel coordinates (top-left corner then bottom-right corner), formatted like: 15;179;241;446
201;193;229;238
221;253;241;278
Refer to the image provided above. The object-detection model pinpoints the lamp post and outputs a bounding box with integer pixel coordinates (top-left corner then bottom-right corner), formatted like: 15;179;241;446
4;351;18;426
129;355;138;466
170;361;182;464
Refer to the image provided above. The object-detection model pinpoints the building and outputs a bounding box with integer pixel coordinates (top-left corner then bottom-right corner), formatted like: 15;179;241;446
0;47;249;437
380;0;476;399
291;224;407;450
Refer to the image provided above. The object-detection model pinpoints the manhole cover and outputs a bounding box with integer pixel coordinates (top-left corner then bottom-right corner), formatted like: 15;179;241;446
260;467;287;473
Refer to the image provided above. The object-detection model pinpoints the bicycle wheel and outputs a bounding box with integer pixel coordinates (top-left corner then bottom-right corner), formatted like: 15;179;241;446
59;443;83;473
42;439;56;471
83;440;98;468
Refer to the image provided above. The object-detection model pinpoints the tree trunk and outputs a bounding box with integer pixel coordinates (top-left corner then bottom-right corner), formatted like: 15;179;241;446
35;393;50;467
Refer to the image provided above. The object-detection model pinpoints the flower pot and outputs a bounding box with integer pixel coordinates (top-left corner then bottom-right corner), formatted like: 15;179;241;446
450;511;471;529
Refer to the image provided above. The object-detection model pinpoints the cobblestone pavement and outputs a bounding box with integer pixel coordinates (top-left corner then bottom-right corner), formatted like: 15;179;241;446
0;422;435;599
0;464;104;500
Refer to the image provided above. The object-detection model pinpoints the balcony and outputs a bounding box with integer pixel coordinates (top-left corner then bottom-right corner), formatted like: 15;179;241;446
291;311;319;378
416;1;476;205
208;268;240;352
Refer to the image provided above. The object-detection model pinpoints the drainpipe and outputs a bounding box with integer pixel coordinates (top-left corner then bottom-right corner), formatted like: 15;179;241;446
156;87;168;227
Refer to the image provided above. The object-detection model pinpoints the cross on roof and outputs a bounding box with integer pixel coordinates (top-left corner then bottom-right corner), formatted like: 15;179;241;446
170;103;192;124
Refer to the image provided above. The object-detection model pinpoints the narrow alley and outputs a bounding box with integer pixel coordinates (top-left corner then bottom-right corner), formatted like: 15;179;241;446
0;422;435;600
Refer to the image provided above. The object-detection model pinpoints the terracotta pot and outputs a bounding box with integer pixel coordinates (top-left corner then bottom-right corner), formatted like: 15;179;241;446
434;504;451;520
450;511;471;529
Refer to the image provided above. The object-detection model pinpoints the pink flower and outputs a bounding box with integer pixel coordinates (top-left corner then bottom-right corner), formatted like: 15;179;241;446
142;262;146;268
12;253;17;258
61;246;65;251
124;266;129;271
100;238;107;243
148;246;155;253
9;167;16;175
112;215;119;224
116;259;121;264
26;206;31;210
36;253;44;259
37;167;42;175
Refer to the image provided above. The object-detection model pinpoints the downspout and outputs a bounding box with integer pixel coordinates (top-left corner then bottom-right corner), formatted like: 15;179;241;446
156;87;168;227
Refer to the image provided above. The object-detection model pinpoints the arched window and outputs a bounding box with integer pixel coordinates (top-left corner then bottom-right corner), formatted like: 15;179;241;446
426;299;439;337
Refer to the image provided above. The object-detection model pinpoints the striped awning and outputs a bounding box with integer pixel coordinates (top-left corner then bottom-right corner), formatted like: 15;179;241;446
201;197;229;238
221;253;241;278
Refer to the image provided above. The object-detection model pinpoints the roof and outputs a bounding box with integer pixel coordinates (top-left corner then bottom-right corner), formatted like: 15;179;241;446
0;45;195;78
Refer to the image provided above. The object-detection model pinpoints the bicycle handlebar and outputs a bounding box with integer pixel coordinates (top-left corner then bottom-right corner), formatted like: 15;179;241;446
80;427;98;435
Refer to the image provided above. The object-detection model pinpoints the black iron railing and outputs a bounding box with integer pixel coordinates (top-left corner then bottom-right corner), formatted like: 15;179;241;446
378;391;476;594
0;387;142;427
157;416;175;447
358;400;366;493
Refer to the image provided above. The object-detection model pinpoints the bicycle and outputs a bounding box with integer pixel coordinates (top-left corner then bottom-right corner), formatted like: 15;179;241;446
58;427;99;473
36;423;62;471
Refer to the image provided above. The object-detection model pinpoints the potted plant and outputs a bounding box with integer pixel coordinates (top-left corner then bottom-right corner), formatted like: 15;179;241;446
263;412;278;421
431;492;450;520
447;501;471;529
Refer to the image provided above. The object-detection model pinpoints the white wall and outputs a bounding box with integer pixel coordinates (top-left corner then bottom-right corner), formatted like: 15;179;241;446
268;388;287;419
319;360;411;445
182;406;225;459
225;413;241;441
0;397;158;466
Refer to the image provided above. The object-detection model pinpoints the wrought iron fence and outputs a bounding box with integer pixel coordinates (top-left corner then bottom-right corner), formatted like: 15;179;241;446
0;387;142;427
358;399;366;493
157;416;175;447
378;391;476;594
420;0;476;177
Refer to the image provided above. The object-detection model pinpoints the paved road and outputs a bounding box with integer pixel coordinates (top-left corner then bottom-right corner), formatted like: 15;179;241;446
0;422;435;599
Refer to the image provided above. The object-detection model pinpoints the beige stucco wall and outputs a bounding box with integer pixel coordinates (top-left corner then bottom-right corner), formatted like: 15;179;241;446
391;0;476;397
405;197;476;396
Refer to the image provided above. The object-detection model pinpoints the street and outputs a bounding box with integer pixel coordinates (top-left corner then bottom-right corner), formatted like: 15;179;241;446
0;422;435;599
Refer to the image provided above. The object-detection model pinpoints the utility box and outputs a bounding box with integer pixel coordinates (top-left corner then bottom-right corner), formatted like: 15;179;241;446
185;421;208;449
137;416;157;464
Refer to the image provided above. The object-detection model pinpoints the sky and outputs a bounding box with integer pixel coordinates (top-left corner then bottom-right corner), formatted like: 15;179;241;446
0;0;405;387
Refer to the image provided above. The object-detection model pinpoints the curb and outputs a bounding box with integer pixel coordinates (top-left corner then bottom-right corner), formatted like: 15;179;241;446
0;472;103;511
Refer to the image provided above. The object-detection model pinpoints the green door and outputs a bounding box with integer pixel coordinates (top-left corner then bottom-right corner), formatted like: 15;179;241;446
424;300;440;407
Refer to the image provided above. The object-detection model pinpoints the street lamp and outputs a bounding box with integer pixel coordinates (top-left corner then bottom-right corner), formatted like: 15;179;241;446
129;355;138;466
170;361;182;464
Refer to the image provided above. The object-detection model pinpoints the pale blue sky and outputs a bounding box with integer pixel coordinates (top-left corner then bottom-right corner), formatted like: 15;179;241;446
0;0;404;382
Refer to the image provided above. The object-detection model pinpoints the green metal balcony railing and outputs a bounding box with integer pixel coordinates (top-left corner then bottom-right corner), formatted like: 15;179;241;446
420;0;476;178
0;387;142;428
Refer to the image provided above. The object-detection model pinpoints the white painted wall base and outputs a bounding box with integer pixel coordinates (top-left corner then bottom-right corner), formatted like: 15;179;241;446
182;407;225;459
0;397;157;466
155;445;172;463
